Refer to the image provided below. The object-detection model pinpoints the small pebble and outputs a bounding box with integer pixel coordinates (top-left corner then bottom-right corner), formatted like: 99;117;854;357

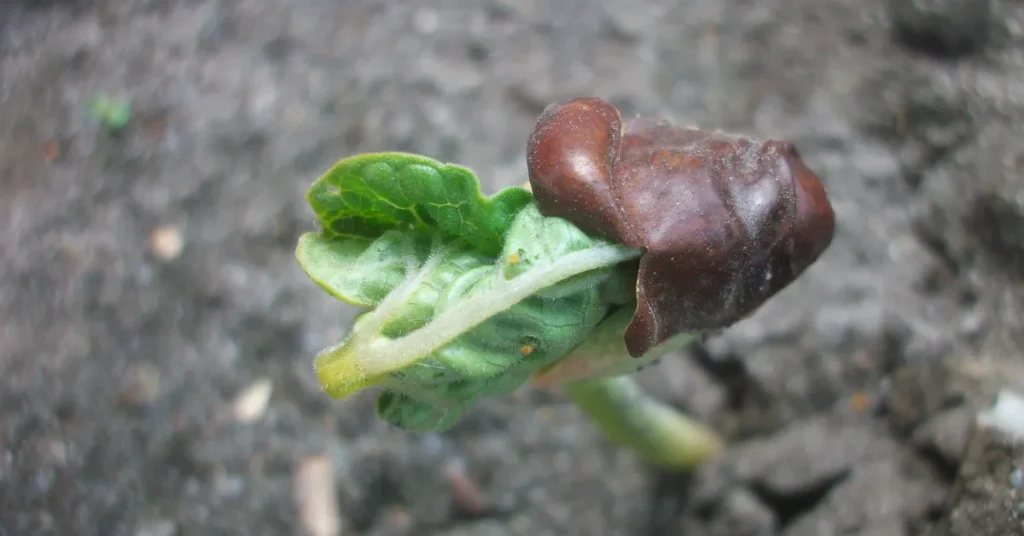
1010;466;1023;489
977;389;1024;440
293;455;342;536
231;379;273;423
42;140;60;161
850;391;873;414
148;226;183;261
442;457;487;515
119;363;162;407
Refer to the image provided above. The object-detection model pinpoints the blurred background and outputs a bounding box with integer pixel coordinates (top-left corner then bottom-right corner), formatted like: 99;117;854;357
2;0;1023;535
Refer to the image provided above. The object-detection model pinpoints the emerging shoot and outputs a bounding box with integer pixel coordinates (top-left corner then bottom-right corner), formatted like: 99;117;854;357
295;98;836;468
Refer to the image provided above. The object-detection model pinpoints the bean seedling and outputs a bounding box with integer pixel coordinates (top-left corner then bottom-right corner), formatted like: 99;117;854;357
295;97;836;469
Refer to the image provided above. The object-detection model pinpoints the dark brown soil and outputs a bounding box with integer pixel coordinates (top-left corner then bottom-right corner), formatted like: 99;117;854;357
2;0;1023;535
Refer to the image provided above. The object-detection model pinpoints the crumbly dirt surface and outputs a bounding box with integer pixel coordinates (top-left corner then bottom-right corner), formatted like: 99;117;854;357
2;0;1024;535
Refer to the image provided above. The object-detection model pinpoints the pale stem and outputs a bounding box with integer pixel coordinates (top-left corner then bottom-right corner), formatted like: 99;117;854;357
563;375;725;470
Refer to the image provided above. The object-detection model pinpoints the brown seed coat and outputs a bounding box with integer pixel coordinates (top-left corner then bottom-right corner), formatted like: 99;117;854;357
526;97;836;357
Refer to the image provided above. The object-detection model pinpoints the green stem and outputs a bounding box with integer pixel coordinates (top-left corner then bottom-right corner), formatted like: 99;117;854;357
563;375;724;470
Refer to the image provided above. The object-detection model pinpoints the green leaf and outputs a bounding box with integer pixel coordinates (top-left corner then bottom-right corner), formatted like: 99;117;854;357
89;96;132;131
306;152;533;256
297;198;642;431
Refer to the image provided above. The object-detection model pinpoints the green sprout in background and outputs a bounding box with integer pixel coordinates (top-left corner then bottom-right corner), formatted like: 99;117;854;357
89;95;132;132
294;97;836;470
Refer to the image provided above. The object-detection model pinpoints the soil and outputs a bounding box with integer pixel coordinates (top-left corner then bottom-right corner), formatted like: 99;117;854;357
2;0;1024;535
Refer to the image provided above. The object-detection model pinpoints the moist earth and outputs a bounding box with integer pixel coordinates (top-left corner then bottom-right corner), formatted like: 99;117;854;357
2;0;1024;535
